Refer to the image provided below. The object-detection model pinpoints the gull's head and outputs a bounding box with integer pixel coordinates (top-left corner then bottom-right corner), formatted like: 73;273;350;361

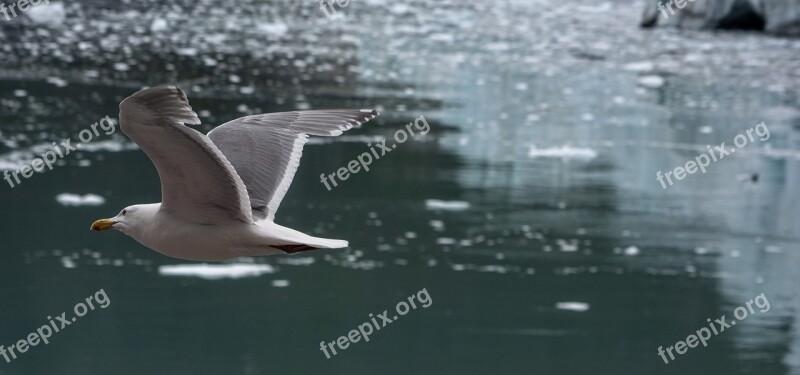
91;205;150;234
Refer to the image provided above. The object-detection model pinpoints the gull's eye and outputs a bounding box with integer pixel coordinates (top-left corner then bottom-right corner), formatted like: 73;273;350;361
122;209;127;216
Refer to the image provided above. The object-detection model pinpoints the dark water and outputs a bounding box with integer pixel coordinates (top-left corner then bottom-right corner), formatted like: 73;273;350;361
0;0;799;374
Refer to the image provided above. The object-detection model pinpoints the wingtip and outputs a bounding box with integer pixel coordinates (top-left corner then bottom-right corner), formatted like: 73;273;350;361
122;85;201;126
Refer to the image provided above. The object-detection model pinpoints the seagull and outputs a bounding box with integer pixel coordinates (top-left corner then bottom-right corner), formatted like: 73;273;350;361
91;86;378;261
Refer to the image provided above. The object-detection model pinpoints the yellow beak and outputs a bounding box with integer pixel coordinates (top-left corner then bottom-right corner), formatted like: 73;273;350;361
91;218;116;231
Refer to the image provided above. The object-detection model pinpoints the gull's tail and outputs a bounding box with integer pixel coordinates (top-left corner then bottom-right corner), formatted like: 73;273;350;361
308;238;349;248
274;238;348;254
255;220;348;254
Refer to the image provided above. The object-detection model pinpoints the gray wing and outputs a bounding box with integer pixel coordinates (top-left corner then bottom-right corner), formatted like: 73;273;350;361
119;86;253;224
207;109;380;221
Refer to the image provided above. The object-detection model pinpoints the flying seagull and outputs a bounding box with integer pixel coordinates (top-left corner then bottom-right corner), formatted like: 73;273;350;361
91;86;379;261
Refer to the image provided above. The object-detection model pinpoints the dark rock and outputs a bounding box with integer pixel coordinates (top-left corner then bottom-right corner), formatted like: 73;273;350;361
641;0;800;36
707;0;765;30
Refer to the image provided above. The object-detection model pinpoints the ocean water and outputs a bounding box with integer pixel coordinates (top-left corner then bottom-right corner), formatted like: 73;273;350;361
0;0;799;374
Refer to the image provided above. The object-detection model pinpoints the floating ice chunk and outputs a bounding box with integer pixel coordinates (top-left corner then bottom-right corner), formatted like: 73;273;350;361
46;77;68;87
176;48;198;56
430;33;455;42
622;61;654;72
203;57;218;67
150;18;168;33
389;4;411;14
637;75;665;88
555;302;590;312
27;2;66;25
278;256;315;266
436;238;456;245
55;193;106;207
429;220;444;231
258;22;289;36
425;199;470;211
624;246;640;256
557;239;579;252
78;140;135;152
61;256;76;269
528;145;597;160
159;264;275;280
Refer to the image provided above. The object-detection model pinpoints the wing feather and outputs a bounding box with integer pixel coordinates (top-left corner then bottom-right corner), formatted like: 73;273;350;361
208;109;379;221
119;86;252;224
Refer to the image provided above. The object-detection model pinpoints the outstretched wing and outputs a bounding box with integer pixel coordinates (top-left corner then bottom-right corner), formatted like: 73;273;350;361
119;86;252;224
207;109;379;221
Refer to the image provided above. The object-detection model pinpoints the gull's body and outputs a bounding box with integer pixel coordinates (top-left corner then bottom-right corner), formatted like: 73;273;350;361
114;203;329;261
92;86;378;261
